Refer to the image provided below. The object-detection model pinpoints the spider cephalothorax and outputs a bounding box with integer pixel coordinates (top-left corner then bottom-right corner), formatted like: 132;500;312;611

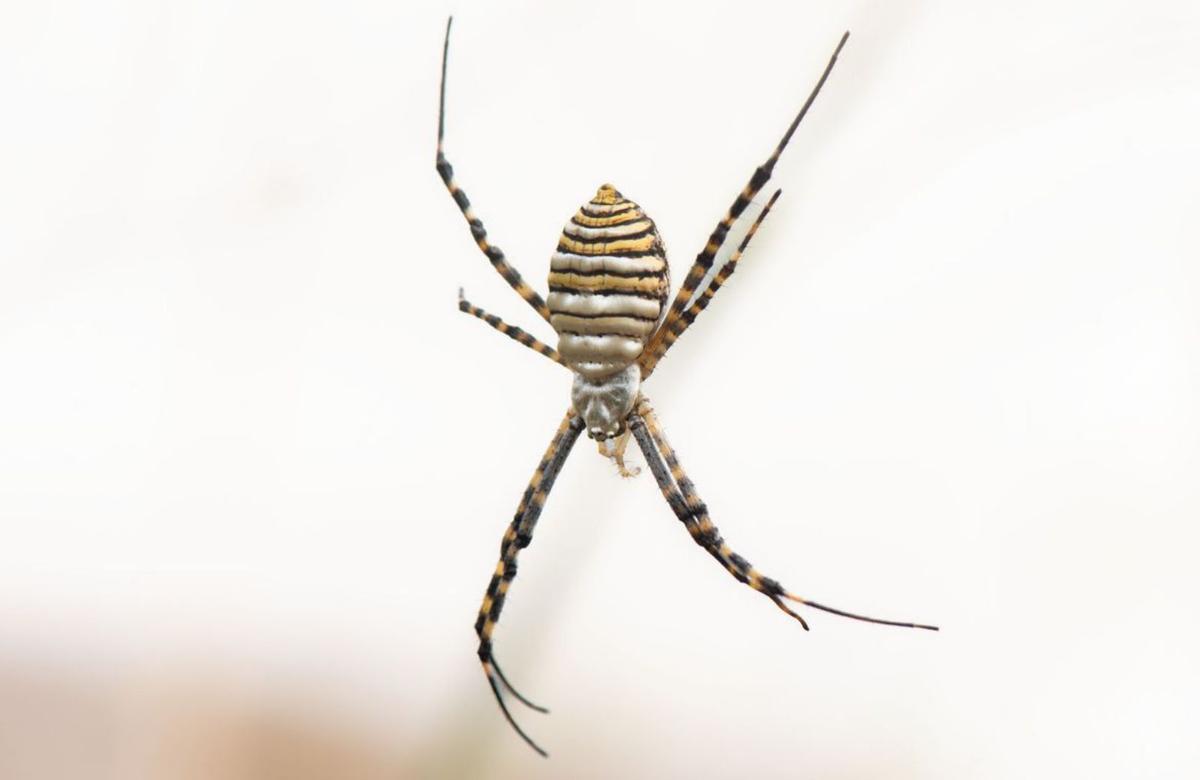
437;17;937;757
570;362;639;440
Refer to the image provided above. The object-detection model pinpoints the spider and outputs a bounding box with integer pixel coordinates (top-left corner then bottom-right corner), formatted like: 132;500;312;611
436;18;938;756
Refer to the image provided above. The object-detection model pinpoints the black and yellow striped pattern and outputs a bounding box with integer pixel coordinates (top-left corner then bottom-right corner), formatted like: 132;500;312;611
639;31;850;378
438;17;553;324
475;409;584;757
630;399;939;633
548;185;669;379
640;189;783;375
458;289;567;367
629;402;813;628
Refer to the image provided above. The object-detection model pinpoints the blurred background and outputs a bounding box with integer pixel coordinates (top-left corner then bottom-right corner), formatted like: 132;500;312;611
2;0;1199;777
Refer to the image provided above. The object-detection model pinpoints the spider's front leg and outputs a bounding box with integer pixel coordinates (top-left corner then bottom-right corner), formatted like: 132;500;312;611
627;399;938;632
437;18;553;323
474;409;584;757
639;31;849;379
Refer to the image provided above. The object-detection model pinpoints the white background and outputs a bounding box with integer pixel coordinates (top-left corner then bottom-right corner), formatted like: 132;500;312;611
2;0;1198;778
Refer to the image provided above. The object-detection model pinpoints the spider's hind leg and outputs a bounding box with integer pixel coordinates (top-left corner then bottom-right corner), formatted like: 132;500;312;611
628;400;938;632
474;409;585;757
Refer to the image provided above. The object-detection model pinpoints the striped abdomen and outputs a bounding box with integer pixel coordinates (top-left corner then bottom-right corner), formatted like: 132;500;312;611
547;185;669;379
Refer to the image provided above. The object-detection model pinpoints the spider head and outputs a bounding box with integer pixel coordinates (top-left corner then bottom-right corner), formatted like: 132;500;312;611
571;363;640;440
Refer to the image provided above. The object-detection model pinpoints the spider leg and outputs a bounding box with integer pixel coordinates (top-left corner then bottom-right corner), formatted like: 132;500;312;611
458;288;568;367
437;18;553;324
644;189;782;371
628;400;938;632
475;409;585;757
489;656;548;712
640;31;849;378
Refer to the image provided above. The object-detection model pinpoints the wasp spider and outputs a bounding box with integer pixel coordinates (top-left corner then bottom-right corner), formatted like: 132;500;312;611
436;18;937;756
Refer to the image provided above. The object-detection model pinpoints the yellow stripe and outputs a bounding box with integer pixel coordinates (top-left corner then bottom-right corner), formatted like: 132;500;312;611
572;209;644;228
548;272;666;294
564;219;654;239
558;233;657;255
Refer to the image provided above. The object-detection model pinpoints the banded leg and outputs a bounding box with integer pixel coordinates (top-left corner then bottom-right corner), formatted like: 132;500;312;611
458;288;568;367
437;18;553;324
476;410;585;757
640;189;782;377
640;31;849;376
628;399;938;632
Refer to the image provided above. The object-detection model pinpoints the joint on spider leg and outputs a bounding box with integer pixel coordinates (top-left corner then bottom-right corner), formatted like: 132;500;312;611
694;524;719;548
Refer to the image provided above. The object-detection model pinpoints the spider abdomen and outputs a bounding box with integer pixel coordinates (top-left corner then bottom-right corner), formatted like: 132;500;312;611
547;185;669;380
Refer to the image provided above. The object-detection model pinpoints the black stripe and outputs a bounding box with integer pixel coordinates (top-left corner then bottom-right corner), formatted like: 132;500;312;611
580;203;636;217
553;246;665;259
549;284;664;300
435;154;453;183
555;329;645;339
549;309;659;322
549;266;666;279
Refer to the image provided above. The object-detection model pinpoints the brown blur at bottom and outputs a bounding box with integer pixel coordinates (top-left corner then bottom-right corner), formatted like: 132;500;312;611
0;663;418;780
